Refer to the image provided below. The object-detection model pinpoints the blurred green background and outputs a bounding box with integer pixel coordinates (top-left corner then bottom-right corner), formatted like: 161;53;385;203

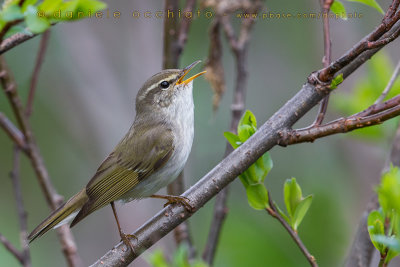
1;0;399;266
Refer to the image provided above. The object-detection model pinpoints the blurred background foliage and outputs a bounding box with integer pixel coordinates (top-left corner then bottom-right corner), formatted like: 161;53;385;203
1;0;400;266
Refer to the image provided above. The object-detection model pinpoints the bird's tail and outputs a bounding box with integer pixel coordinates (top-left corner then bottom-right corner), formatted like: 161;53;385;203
28;188;88;243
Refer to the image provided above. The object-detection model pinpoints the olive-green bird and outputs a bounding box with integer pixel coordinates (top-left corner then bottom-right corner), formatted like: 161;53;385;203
28;61;206;250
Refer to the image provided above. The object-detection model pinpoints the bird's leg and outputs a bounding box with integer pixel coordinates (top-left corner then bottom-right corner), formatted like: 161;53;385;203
150;194;194;212
110;201;137;253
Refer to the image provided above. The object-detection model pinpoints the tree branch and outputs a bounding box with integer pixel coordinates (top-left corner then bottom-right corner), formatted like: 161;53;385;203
203;1;261;264
10;146;31;267
0;57;81;266
374;59;400;104
0;233;24;265
26;30;50;117
266;192;317;267
312;0;333;126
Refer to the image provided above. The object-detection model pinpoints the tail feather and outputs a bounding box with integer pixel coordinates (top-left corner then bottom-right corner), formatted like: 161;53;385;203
28;188;88;243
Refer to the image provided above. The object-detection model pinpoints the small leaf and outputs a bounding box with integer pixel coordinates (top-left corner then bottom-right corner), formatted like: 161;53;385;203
330;0;347;20
275;202;290;225
146;249;170;267
1;4;23;21
238;124;255;142
38;0;63;14
223;131;241;149
377;165;400;215
373;235;400;253
4;25;28;38
238;110;257;129
346;0;384;14
284;178;302;218
368;210;386;253
21;0;38;12
330;73;343;89
292;195;313;231
246;184;269;210
24;6;50;33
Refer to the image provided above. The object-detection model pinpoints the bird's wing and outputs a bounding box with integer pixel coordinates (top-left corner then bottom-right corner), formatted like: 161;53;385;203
70;124;174;227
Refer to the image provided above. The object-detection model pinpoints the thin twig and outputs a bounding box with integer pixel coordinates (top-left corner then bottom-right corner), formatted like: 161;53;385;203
313;0;333;126
279;101;400;146
0;112;27;150
0;31;37;54
26;30;50;117
374;59;400;104
0;56;81;266
203;2;260;263
0;233;24;264
266;192;317;267
10;146;31;267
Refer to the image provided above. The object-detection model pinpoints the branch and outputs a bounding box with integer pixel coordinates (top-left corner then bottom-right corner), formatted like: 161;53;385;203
0;112;27;150
10;146;31;267
0;233;24;264
26;30;50;117
0;57;81;266
90;4;400;267
319;8;400;81
203;1;261;264
266;193;317;267
279;98;400;146
374;59;400;104
312;0;333;126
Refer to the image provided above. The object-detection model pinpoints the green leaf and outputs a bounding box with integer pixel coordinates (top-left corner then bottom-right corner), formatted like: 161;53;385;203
147;249;170;267
238;124;255;142
1;4;23;21
246;184;269;210
292;195;313;231
284;178;302;218
56;0;107;21
4;25;28;38
24;5;50;33
368;210;386;253
21;0;38;12
330;0;347;20
346;0;384;14
223;131;241;149
330;73;343;89
377;165;400;215
238;110;257;129
275;202;290;224
38;0;63;14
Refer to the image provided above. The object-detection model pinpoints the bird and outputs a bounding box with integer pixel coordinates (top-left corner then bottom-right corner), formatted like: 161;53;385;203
28;60;206;251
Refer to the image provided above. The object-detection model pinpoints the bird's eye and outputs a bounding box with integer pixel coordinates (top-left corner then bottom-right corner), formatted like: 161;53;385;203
160;81;169;89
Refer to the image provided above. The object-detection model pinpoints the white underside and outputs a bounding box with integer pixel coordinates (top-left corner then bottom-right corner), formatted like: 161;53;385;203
119;82;194;202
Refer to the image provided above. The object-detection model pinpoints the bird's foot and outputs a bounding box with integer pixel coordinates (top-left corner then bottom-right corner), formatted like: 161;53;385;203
150;194;194;212
119;232;137;253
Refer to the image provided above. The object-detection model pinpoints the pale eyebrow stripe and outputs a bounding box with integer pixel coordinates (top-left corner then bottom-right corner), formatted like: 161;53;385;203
142;74;178;97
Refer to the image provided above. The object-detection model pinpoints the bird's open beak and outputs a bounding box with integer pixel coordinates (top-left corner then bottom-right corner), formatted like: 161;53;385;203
176;60;206;85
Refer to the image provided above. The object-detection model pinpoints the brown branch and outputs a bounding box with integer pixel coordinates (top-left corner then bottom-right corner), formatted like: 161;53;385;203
10;146;31;267
0;56;81;266
162;0;197;253
0;233;24;264
279;100;400;146
0;112;27;150
319;8;400;81
26;30;50;117
203;2;261;264
266;192;317;267
313;0;333;126
374;59;400;104
0;31;37;54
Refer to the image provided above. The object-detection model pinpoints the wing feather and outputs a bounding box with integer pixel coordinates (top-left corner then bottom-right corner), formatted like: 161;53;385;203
70;124;174;227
